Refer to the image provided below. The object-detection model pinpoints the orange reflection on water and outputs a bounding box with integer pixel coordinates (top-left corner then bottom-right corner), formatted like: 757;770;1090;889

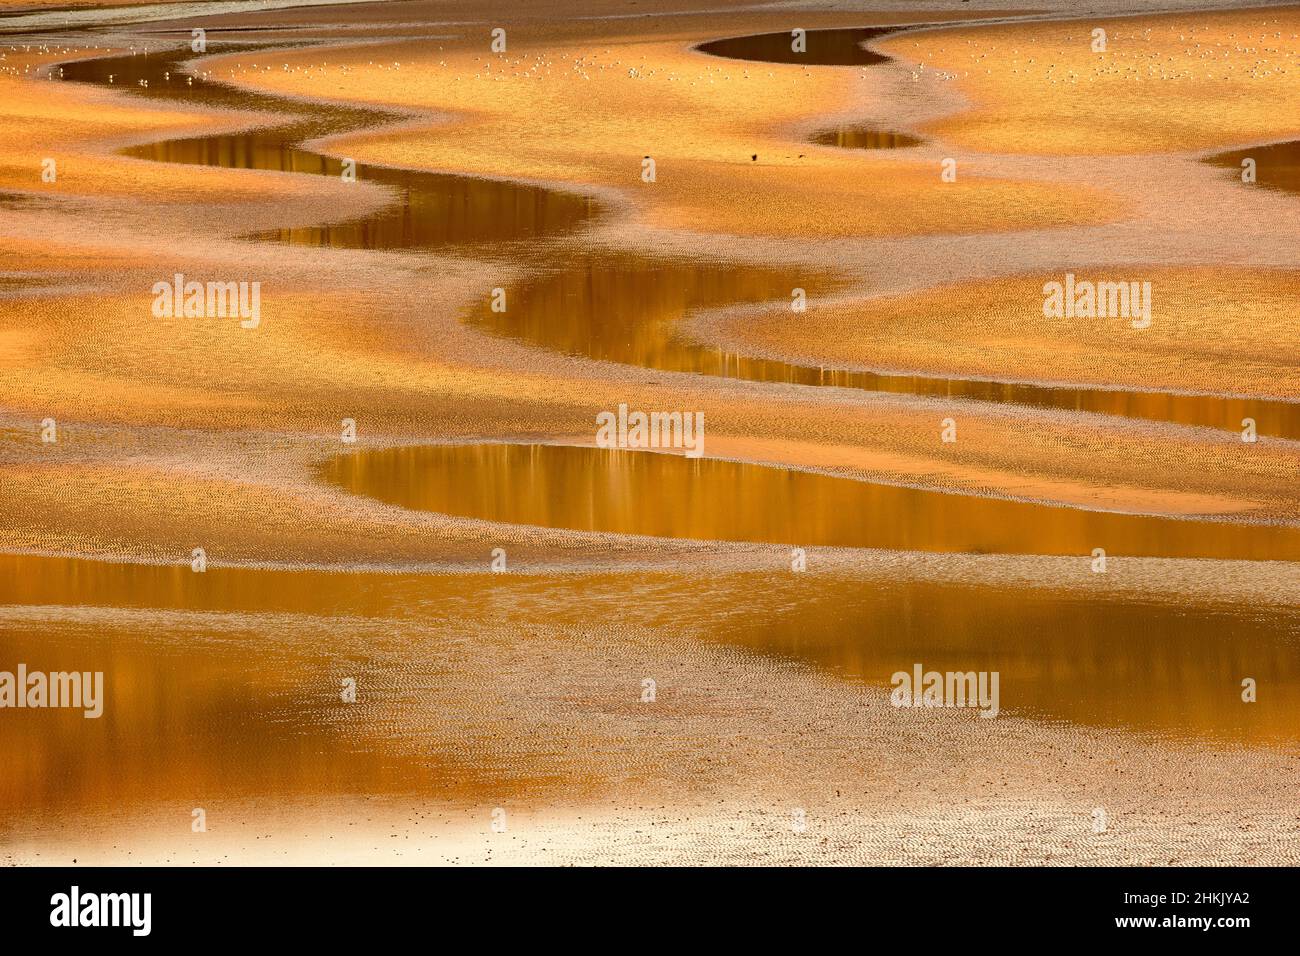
323;443;1300;561
58;48;1300;438
810;126;923;150
0;557;597;819
720;575;1300;743
59;47;598;251
1207;139;1300;197
467;254;1300;439
0;551;1295;827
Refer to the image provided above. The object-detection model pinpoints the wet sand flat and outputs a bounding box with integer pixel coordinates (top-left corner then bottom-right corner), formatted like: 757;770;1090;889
2;554;1299;865
192;20;1118;239
886;8;1300;155
696;266;1300;402
0;0;1298;866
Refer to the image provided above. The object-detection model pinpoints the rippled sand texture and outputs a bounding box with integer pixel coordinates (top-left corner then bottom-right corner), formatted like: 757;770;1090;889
1;0;1298;866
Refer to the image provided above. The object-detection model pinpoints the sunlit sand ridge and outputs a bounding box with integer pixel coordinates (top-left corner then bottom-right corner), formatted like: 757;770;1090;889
0;0;1297;865
196;14;1114;239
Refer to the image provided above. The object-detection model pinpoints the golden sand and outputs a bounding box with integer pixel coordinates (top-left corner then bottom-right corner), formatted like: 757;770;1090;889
0;51;329;202
197;29;1118;238
3;558;1299;866
699;266;1300;397
0;0;1297;866
889;8;1300;154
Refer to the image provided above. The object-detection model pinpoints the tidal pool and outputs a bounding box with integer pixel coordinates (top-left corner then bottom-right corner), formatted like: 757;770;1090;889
715;573;1300;744
467;254;1300;439
1;553;1294;814
322;443;1300;561
58;45;598;249
696;26;898;66
1205;139;1300;197
56;45;1297;438
810;126;923;149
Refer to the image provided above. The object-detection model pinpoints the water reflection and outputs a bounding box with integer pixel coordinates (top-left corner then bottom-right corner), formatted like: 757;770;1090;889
322;443;1300;561
0;554;598;817
1206;139;1300;197
467;254;1300;439
54;46;1297;437
0;615;412;815
810;126;922;149
58;46;598;250
696;27;897;66
466;252;840;372
0;192;36;210
0;553;1294;818
720;575;1300;744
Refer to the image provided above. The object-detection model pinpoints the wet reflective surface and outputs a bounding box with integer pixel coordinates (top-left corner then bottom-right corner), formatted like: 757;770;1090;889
16;27;1297;829
1;551;1294;819
51;44;1298;438
323;443;1300;560
1206;139;1300;197
696;27;898;66
3;8;1296;869
722;575;1300;744
58;46;598;250
810;126;922;149
466;252;840;373
0;612;428;816
467;254;1300;439
0;557;566;817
